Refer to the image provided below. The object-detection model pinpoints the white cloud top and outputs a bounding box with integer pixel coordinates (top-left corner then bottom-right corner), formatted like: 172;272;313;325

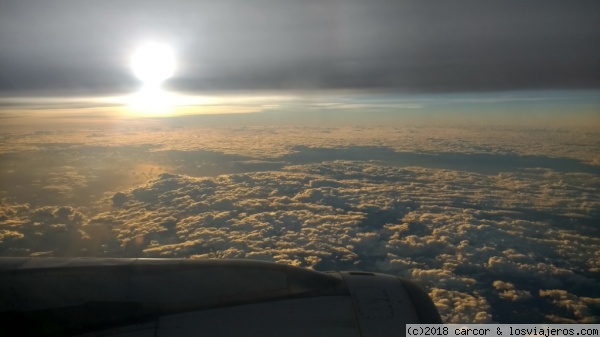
1;124;598;323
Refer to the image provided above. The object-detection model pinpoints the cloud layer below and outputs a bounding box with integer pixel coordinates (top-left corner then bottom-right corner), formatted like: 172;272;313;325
2;159;599;323
0;118;599;323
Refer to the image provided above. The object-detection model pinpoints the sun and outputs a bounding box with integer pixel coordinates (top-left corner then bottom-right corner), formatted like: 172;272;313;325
128;42;177;115
130;42;176;87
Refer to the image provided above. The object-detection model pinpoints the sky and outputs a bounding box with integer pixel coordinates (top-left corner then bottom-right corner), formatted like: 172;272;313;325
0;0;599;95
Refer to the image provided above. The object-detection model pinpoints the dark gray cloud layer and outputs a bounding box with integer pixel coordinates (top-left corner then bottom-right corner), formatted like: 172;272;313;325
1;0;599;93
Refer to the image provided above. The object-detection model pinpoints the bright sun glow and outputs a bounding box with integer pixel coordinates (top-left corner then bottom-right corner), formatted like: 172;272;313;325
129;42;177;115
128;85;176;115
131;42;176;87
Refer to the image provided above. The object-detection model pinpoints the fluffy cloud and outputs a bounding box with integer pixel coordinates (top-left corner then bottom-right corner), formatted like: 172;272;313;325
429;288;493;324
67;161;599;322
2;125;598;166
0;200;87;256
1;123;599;324
539;289;600;323
492;281;532;301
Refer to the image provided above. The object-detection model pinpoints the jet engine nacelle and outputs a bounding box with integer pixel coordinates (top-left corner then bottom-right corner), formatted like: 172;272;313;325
0;257;442;336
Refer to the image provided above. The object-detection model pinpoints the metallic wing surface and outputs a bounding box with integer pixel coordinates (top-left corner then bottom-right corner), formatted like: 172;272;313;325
0;257;442;336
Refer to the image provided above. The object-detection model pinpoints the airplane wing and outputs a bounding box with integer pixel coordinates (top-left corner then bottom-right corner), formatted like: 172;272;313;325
0;257;442;336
